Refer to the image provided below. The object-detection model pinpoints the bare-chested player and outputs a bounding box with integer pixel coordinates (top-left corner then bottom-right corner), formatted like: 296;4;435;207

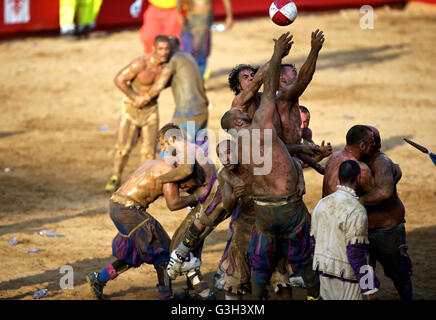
228;30;326;172
215;139;317;300
359;126;413;300
137;37;209;150
156;123;229;300
87;158;205;300
220;32;314;300
105;35;171;192
215;139;255;300
276;30;326;174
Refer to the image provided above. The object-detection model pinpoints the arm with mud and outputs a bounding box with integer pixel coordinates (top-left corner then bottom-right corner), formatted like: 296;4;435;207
232;62;270;111
253;32;293;129
359;155;395;206
162;181;197;211
278;29;324;103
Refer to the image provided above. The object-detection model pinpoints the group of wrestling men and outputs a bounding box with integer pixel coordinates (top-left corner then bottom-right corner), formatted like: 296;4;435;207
88;28;413;300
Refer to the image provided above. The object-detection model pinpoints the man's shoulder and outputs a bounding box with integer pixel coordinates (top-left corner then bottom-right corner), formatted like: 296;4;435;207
369;151;392;168
169;51;193;62
151;158;174;171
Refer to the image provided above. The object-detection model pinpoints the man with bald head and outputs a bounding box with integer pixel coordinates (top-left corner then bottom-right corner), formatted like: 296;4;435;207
221;32;313;300
359;126;413;300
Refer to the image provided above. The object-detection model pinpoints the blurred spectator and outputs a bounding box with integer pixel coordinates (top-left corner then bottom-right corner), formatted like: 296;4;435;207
59;0;103;37
138;0;182;53
178;0;233;78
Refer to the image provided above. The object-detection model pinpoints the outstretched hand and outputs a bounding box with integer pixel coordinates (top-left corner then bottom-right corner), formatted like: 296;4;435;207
301;144;321;156
311;29;325;52
320;140;333;157
273;32;294;59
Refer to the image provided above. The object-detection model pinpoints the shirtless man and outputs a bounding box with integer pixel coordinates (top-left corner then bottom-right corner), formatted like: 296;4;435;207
228;30;326;172
105;35;171;192
215;139;255;300
276;30;326;174
220;32;313;300
177;0;233;76
359;126;413;300
87;158;205;300
157;123;228;300
322;125;376;198
139;37;210;151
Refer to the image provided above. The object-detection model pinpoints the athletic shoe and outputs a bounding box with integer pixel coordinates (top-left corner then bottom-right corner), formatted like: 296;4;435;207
105;175;120;192
167;251;201;280
213;270;225;291
288;275;305;288
86;271;106;299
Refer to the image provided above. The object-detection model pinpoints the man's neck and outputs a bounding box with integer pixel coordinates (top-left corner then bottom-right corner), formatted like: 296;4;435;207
344;145;361;160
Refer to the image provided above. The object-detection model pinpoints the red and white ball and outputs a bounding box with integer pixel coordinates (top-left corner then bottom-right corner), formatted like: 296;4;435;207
269;0;298;26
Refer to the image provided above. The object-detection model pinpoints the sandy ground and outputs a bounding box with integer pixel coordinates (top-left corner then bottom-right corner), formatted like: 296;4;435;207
0;2;435;300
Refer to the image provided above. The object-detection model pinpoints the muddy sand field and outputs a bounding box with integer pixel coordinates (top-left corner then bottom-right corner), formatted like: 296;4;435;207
0;2;435;300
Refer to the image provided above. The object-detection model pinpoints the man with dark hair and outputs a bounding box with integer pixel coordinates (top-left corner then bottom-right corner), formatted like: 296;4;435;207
323;125;375;197
228;64;259;96
221;32;315;300
87;157;204;300
311;159;379;300
105;35;171;192
276;30;326;175
227;31;326;173
359;126;413;300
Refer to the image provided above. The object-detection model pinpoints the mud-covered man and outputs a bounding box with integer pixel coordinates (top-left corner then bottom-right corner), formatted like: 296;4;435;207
220;32;314;299
359;126;413;300
88;157;205;300
139;37;210;150
105;35;171;192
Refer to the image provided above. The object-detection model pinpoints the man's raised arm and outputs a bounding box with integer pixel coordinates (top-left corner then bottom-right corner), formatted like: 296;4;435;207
278;29;324;103
253;32;293;129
